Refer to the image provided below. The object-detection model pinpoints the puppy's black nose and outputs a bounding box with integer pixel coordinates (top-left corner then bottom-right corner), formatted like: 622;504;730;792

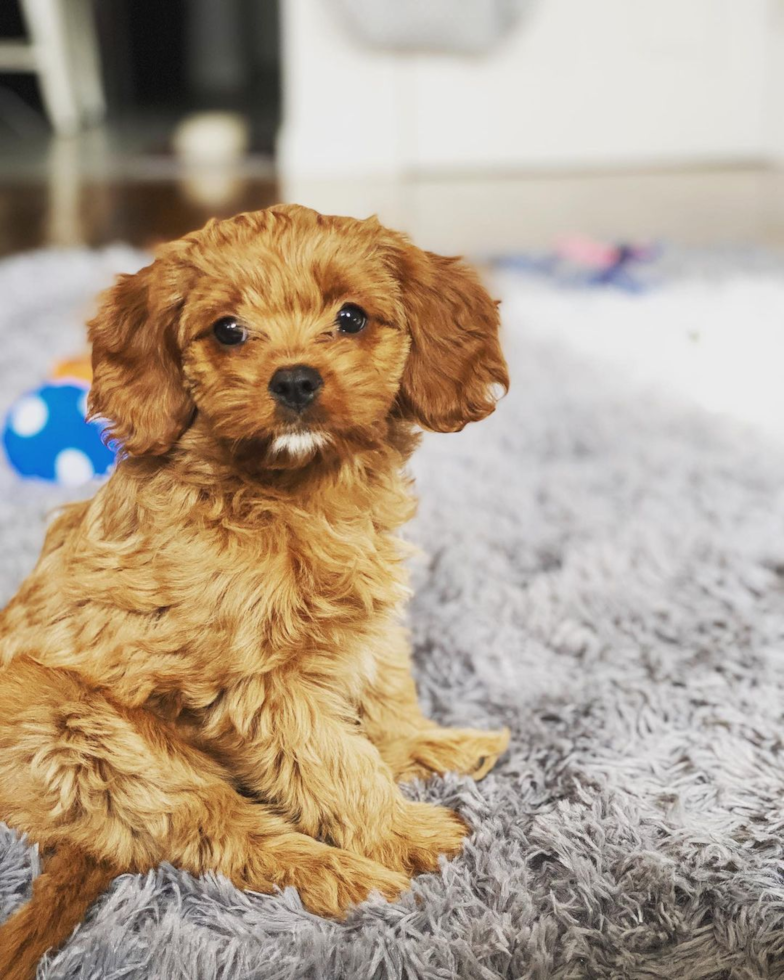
268;365;323;412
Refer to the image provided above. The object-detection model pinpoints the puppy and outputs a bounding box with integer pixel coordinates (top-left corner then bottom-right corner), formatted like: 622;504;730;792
0;205;509;979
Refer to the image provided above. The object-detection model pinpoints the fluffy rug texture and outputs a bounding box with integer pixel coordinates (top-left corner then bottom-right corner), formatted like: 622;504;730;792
2;247;784;979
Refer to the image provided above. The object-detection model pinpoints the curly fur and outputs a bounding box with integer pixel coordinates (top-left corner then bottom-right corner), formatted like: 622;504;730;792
0;205;509;978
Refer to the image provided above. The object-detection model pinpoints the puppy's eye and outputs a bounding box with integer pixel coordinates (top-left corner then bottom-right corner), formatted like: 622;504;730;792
212;317;248;346
336;304;368;335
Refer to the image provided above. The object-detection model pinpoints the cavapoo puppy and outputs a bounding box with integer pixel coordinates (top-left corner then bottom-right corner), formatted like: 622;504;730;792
0;204;509;979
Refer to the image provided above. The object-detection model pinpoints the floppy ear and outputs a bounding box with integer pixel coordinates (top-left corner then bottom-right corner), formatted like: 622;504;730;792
389;239;508;432
87;258;194;456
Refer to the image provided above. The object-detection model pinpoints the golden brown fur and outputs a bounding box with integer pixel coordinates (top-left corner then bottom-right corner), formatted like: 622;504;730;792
0;205;509;976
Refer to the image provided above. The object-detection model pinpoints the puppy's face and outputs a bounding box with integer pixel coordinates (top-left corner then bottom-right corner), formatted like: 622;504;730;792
177;211;410;465
89;205;508;468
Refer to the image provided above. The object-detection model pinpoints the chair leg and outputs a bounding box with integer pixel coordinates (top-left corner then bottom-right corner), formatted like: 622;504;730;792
65;0;106;125
20;0;82;136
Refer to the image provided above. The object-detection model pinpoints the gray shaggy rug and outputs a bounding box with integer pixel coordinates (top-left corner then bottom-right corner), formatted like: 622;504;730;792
2;246;784;980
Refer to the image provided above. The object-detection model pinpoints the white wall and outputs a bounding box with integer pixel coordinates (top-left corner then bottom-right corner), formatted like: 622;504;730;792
279;0;404;178
279;0;778;180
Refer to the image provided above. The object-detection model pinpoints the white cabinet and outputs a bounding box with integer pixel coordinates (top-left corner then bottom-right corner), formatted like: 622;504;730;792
279;0;777;179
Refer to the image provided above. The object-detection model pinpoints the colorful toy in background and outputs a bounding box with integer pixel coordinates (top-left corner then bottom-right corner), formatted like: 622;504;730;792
495;234;661;292
2;353;117;487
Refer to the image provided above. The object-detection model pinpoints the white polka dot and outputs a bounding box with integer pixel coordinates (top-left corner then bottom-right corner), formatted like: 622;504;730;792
78;390;89;418
10;396;48;437
55;448;94;487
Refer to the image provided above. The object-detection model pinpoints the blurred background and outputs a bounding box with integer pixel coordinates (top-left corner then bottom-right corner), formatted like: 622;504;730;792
3;0;784;257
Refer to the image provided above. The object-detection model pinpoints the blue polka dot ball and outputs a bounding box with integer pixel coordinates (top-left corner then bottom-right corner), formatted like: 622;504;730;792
2;383;116;486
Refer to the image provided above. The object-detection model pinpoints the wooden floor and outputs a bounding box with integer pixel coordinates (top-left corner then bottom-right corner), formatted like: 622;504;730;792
0;178;280;258
4;165;784;259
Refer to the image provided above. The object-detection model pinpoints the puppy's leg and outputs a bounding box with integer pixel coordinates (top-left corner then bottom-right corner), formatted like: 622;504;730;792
224;683;469;876
0;657;407;917
362;629;509;783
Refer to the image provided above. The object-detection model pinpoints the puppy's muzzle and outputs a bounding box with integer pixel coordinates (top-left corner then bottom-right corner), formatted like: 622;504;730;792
269;365;323;413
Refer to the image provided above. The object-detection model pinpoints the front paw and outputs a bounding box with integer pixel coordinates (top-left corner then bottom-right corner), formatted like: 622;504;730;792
290;848;410;918
369;802;469;875
397;726;510;783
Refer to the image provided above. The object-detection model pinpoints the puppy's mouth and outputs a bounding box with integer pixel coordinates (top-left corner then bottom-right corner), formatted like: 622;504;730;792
268;427;330;462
